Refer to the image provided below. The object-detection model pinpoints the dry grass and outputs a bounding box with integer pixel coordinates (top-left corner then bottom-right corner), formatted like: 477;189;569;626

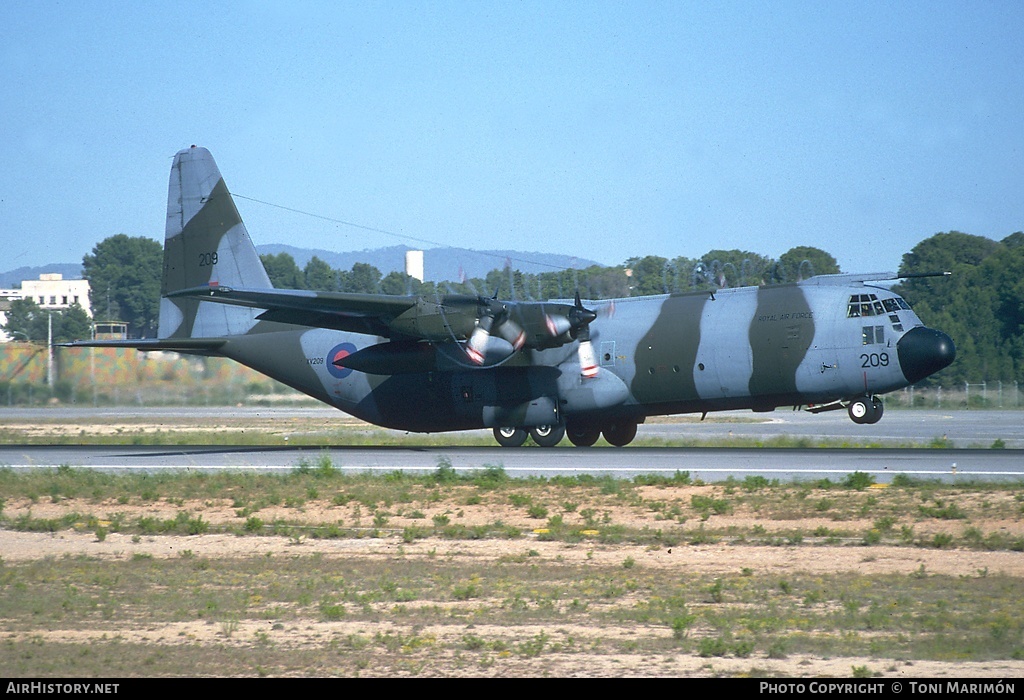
2;465;1024;677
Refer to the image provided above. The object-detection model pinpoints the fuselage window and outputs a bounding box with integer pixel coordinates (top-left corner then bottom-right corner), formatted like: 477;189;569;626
862;325;885;345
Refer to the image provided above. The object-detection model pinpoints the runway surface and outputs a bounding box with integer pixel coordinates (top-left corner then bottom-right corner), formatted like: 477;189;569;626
2;406;1021;445
2;444;1022;484
1;408;1022;483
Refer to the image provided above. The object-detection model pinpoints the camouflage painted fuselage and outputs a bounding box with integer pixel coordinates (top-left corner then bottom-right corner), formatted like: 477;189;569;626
212;279;928;432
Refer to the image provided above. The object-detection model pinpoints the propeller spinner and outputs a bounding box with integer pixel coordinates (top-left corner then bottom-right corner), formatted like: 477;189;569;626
539;292;598;378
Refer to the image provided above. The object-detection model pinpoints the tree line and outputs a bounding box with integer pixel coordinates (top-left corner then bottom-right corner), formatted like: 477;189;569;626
259;244;840;301
5;231;1022;385
895;231;1024;386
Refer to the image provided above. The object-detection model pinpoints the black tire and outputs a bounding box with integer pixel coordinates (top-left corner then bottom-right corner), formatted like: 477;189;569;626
602;421;637;447
865;396;884;424
847;396;871;424
566;422;601;447
530;424;565;447
493;426;528;447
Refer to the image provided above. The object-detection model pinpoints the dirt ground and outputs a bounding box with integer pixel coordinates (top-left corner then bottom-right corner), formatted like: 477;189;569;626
4;489;1024;678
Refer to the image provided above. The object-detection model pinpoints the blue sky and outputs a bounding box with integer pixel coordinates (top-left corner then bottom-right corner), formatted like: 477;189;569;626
1;1;1021;278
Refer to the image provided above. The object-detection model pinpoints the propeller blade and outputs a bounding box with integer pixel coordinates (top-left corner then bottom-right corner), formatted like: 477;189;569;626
464;297;524;365
578;338;599;378
495;317;526;351
566;292;599;378
544;313;572;338
577;324;598;378
465;314;494;365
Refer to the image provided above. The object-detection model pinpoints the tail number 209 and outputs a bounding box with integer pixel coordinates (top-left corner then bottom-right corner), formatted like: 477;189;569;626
199;252;219;267
860;352;889;368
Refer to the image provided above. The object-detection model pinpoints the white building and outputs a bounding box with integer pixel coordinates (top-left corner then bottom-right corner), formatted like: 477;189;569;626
405;249;424;282
0;273;92;342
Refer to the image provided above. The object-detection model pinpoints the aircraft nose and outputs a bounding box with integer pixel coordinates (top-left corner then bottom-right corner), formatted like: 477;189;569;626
897;327;956;384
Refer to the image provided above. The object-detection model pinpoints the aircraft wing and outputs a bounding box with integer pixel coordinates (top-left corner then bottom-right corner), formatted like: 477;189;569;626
167;284;601;360
167;285;419;336
799;271;950;286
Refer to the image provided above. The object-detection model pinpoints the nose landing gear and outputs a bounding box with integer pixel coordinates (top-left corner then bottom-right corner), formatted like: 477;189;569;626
847;395;883;424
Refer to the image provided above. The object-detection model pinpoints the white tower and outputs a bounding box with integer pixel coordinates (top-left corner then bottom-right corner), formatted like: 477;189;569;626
405;250;424;282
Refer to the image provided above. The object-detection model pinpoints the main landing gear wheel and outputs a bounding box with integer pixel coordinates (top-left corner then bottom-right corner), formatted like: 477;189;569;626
848;395;883;425
530;424;565;447
602;421;638;447
493;426;528;447
566;423;601;447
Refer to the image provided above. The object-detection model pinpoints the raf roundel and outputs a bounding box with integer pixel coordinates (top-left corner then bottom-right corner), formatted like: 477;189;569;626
326;342;357;379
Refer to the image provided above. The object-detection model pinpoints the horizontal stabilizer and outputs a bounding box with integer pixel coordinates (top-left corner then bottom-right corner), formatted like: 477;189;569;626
168;285;416;316
58;338;226;353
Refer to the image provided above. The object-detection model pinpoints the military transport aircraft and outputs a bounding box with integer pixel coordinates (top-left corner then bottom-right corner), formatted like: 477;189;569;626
68;146;956;447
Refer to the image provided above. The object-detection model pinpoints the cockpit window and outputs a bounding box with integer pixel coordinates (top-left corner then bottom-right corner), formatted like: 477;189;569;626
847;294;912;318
882;298;901;313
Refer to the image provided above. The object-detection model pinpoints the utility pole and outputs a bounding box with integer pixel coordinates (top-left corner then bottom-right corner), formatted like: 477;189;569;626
47;312;54;390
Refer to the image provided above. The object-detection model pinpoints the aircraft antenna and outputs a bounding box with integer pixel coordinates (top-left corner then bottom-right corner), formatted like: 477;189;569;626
232;193;576;274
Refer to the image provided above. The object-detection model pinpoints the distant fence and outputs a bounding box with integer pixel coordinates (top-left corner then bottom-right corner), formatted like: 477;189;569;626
890;382;1022;410
0;344;310;407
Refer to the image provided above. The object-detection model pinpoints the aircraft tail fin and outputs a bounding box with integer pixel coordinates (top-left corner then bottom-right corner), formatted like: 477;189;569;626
159;146;273;339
